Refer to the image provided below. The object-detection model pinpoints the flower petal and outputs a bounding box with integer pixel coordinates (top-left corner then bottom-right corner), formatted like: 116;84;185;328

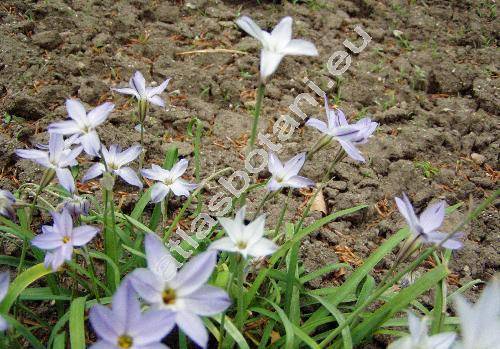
80;131;101;157
285;175;314;189
89;341;116;349
305;118;328;133
82;163;105;182
395;193;420;234
149;95;165;107
281;39;318;56
116;167;143;189
170;251;216;296
182;285;231;316
116;145;142;167
112;87;139;98
0;272;10;302
66;99;87;125
267;178;282;192
131;71;147;98
89;305;122;343
145;234;178;283
243;213;266;244
267;152;284;176
131;310;176;345
49;120;82;136
150;183;170;203
246;237;277;258
31;235;62;250
56;168;75;193
283;152;306;177
128;268;164;305
142;165;170;182
427;332;456;349
208;237;237;253
419;201;445;234
175;311;208;349
338;139;365;162
59;146;83;168
170;180;195;197
260;50;284;79
87;102;114;127
72;225;99;246
112;282;142;332
170;159;189;180
15;149;51;168
0;315;8;332
271;16;293;50
147;78;171;98
236;16;265;43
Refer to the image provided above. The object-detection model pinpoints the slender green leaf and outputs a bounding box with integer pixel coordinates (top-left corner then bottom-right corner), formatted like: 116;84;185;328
350;265;448;345
211;314;250;349
0;264;52;313
69;296;87;349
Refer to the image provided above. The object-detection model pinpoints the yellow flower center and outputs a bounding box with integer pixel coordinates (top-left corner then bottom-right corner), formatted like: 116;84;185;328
162;288;176;305
117;335;133;348
236;241;247;249
62;236;70;244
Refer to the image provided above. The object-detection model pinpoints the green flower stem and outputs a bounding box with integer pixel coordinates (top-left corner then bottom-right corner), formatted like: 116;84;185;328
138;99;149;169
248;82;266;151
82;247;100;302
18;169;55;274
103;188;119;292
252;189;278;220
274;190;292;238
235;256;246;332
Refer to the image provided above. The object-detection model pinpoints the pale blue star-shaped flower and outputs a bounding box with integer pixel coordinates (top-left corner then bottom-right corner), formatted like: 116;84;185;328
112;71;170;108
48;99;114;157
16;133;83;193
395;193;463;250
129;234;231;348
31;210;99;271
82;144;143;189
267;152;314;192
306;95;378;162
89;280;175;349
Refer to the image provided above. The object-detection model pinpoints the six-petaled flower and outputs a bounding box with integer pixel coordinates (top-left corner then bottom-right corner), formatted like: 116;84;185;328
236;16;318;81
16;133;83;193
83;144;143;189
267;152;314;192
31;210;99;271
141;159;197;203
48;99;114;157
209;206;277;259
89;280;175;349
112;71;170;108
129;235;231;348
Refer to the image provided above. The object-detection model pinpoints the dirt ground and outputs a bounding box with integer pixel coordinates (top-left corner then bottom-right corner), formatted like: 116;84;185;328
0;0;498;346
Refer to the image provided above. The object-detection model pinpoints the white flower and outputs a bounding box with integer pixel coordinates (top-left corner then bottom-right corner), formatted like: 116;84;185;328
306;95;378;162
82;144;143;189
388;312;456;349
209;206;277;259
267;152;314;192
16;133;83;193
112;71;170;108
141;159;197;203
48;99;114;157
454;277;500;349
236;16;318;80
